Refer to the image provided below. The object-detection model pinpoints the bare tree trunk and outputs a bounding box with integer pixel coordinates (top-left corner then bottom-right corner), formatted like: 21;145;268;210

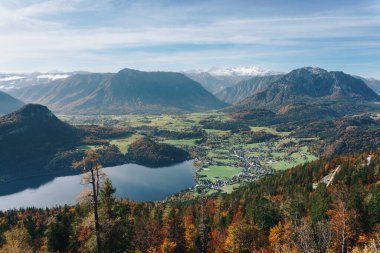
199;195;207;252
341;206;346;253
96;165;100;199
91;168;101;253
73;151;103;253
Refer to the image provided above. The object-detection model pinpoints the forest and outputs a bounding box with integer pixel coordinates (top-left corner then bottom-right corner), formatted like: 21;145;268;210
0;150;379;252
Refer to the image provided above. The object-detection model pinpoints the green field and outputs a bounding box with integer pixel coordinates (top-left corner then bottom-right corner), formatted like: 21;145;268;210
250;126;291;136
198;166;243;182
77;145;102;151
161;138;200;147
205;129;229;136
221;183;241;193
269;146;317;170
109;134;142;154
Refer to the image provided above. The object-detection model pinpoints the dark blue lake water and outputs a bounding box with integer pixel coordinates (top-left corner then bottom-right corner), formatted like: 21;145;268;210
0;161;195;210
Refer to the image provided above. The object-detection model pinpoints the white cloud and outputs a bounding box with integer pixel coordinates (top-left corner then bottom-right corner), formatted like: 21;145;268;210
0;0;378;78
0;76;25;82
37;74;70;80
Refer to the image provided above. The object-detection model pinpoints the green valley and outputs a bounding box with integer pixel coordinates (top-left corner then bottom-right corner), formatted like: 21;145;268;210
63;111;320;195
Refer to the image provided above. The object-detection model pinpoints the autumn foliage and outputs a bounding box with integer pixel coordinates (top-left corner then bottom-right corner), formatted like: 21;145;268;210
0;151;379;252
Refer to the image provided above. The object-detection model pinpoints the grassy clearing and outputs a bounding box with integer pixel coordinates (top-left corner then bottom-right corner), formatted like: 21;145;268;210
221;183;241;193
77;145;102;151
185;112;230;123
250;126;291;137
198;166;243;182
204;189;219;196
161;138;200;147
299;137;319;141
270;152;284;158
205;129;229;136
269;146;317;170
214;158;235;164
246;151;262;157
109;134;142;154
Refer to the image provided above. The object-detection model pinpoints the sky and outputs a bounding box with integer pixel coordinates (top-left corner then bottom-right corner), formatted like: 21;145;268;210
0;0;379;78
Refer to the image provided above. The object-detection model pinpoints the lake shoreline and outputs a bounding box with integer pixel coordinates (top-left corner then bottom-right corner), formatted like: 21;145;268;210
0;160;196;210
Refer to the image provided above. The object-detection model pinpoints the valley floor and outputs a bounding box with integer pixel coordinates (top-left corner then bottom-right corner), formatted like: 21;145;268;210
62;112;318;197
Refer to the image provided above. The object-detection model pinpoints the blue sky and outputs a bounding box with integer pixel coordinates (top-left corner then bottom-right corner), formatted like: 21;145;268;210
0;0;379;78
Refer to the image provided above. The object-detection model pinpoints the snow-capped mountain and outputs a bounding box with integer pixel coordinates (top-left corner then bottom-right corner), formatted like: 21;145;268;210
183;66;281;93
207;66;279;77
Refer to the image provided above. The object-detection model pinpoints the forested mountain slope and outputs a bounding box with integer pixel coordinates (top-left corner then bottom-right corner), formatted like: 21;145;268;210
1;151;379;252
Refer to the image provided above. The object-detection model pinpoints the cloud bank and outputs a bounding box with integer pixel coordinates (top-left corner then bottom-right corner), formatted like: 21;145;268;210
0;0;379;78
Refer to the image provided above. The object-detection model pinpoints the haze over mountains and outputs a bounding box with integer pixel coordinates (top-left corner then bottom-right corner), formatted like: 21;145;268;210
215;75;283;104
356;76;380;94
0;91;24;115
0;71;87;91
9;68;227;115
0;66;379;116
183;66;280;93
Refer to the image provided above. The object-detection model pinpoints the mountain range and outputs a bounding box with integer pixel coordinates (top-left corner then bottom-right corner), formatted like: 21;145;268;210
185;67;380;105
10;68;227;115
0;71;89;91
183;72;251;93
233;67;380;111
183;66;279;93
215;75;283;104
1;66;379;116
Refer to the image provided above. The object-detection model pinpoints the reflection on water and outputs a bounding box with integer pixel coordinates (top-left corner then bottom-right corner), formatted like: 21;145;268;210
0;161;195;210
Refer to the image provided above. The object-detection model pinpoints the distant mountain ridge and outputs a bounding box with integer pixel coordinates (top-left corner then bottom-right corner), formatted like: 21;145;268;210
10;68;227;114
215;75;283;104
0;71;89;91
355;76;380;94
184;72;251;93
184;66;280;93
12;73;113;111
234;67;380;110
0;91;24;115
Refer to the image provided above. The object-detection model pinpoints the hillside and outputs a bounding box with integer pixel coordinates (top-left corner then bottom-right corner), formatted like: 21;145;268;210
0;91;24;115
0;104;80;171
1;151;379;252
127;137;190;167
215;75;282;104
10;73;113;112
11;68;227;114
235;67;380;111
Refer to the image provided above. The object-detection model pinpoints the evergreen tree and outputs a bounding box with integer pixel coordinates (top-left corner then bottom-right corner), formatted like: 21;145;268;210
311;184;331;224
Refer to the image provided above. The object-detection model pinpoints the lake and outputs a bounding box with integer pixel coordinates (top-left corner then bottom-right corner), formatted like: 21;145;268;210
0;161;195;210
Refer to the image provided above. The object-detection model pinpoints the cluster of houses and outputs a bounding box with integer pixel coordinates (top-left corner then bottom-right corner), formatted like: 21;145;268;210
192;135;311;193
